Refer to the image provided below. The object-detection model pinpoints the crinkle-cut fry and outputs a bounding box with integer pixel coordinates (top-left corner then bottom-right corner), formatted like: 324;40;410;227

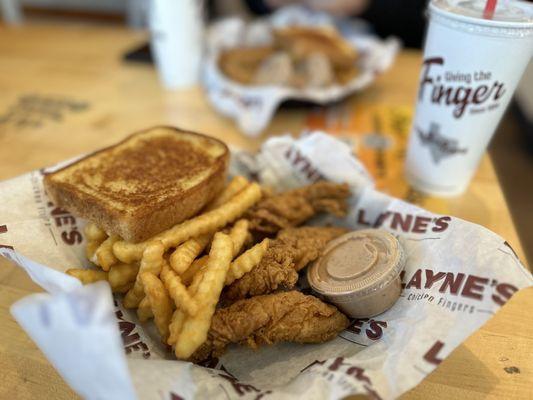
180;256;208;286
66;268;108;284
174;181;248;260
179;219;249;287
168;186;248;270
137;296;153;322
113;282;133;294
85;223;107;260
228;219;249;258
204;176;249;211
140;272;173;342
161;263;199;315
86;241;102;261
168;309;187;346
168;259;206;345
225;238;269;285
188;259;206;296
108;262;140;289
181;217;248;287
174;232;233;359
94;235;120;271
123;241;165;308
113;182;262;264
68;266;137;293
169;234;211;274
85;223;107;242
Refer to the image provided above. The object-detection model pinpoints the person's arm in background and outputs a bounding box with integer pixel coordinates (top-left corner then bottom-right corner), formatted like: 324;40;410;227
243;0;428;48
244;0;278;15
357;0;428;48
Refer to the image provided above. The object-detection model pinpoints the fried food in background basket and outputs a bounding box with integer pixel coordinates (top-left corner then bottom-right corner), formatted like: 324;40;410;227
274;26;357;69
218;26;360;88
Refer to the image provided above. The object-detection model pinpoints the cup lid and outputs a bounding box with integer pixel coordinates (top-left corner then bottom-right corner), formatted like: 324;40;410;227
430;0;533;28
307;229;405;298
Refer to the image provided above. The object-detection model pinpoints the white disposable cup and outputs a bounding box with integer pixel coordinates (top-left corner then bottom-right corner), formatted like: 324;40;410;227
405;0;533;196
149;0;204;89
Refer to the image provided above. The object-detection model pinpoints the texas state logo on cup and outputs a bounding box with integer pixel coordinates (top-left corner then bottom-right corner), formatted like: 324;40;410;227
405;0;533;196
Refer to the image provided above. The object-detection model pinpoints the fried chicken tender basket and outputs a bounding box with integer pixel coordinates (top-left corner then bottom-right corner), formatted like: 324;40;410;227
203;6;400;136
1;132;532;400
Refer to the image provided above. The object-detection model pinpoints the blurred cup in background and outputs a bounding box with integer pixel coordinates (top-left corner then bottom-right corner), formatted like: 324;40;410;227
405;0;533;197
149;0;204;89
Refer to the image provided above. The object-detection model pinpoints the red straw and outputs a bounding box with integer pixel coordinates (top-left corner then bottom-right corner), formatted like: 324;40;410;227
483;0;497;19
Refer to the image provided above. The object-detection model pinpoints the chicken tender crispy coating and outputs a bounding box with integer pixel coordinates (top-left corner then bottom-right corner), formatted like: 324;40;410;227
224;226;347;300
192;291;349;362
246;182;350;236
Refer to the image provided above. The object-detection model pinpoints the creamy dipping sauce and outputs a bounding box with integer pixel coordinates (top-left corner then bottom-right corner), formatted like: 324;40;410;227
307;229;405;318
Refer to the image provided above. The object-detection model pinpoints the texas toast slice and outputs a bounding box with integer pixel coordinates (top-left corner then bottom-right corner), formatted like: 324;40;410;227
44;126;229;243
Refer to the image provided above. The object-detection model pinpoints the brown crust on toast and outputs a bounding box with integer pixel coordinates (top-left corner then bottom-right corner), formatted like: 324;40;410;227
43;126;229;243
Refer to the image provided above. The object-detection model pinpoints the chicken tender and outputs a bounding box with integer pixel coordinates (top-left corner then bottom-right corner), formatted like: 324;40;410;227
192;291;349;362
224;226;347;300
246;182;349;236
219;46;275;85
274;26;358;69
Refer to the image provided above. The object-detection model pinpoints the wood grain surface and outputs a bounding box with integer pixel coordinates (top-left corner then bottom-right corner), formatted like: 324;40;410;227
0;23;531;400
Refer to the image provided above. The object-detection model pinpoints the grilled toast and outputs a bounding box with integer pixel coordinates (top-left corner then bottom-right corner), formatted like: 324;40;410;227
44;126;229;243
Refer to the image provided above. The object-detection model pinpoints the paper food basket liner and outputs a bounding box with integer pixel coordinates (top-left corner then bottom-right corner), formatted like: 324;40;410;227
203;6;400;136
1;132;532;400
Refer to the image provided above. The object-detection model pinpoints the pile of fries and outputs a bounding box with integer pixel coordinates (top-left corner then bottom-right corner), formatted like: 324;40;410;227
67;177;270;359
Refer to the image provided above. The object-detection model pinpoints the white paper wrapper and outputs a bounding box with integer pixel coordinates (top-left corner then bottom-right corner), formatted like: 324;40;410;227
203;6;400;136
1;132;531;400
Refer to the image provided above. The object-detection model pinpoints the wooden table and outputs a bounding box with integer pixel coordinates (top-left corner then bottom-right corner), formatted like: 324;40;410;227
0;24;531;400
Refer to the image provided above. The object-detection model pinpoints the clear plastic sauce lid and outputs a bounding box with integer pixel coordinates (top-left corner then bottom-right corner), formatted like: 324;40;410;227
308;229;405;297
